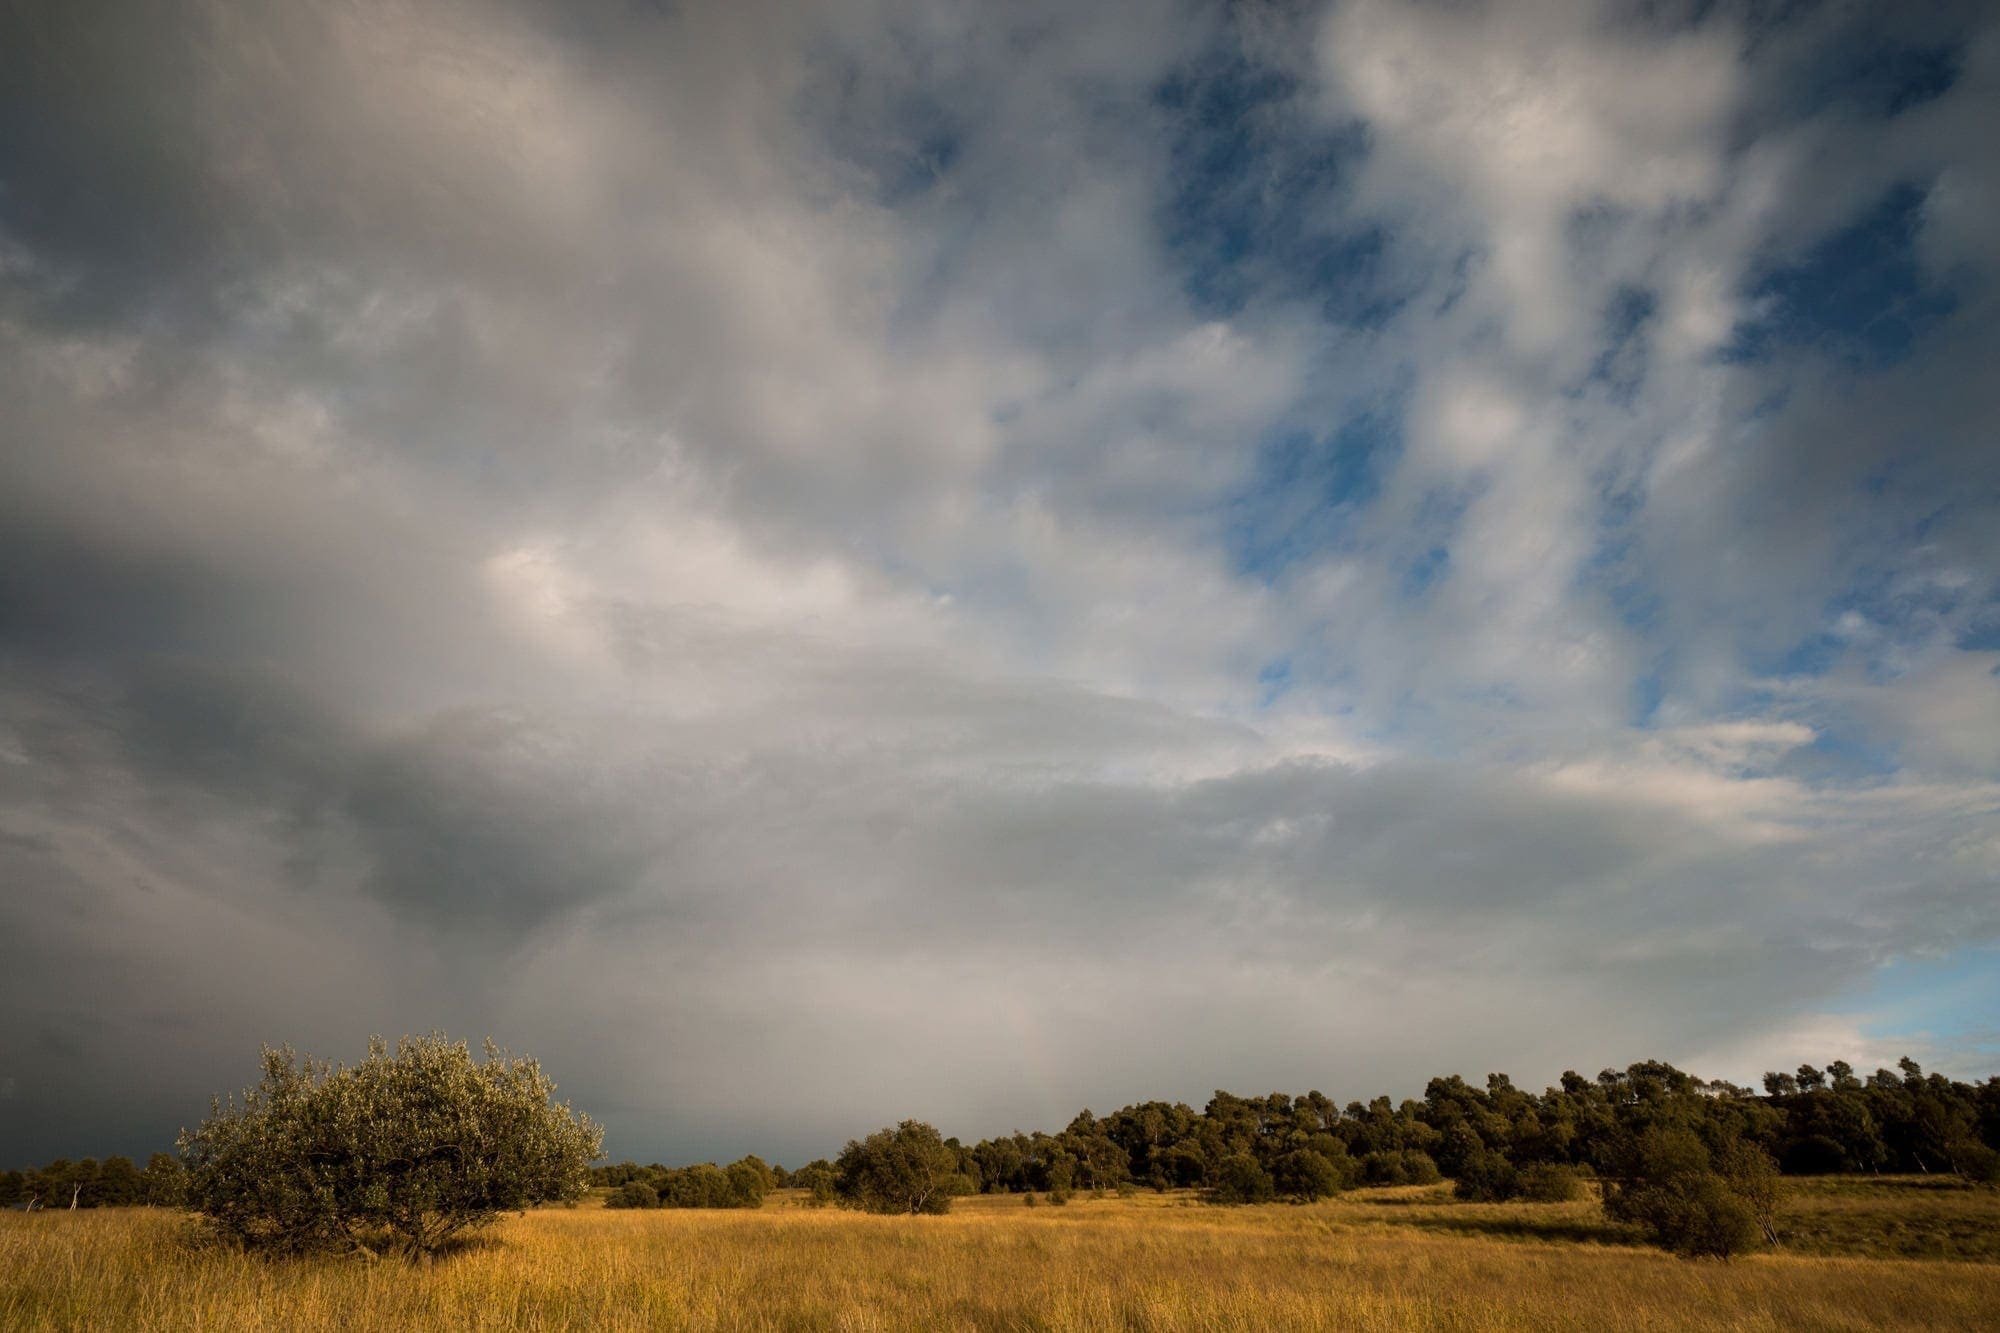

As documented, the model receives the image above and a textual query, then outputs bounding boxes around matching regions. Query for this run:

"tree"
[81,1156,137,1206]
[141,1153,187,1207]
[658,1163,732,1208]
[178,1035,600,1257]
[1605,1127,1761,1259]
[1272,1149,1341,1201]
[792,1160,837,1206]
[835,1121,964,1215]
[1208,1151,1275,1204]
[607,1181,659,1209]
[1715,1139,1783,1245]
[1517,1163,1582,1202]
[735,1154,778,1194]
[1453,1148,1521,1202]
[723,1158,769,1208]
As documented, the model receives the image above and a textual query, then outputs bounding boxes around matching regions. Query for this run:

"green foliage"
[606,1181,658,1209]
[1605,1128,1763,1259]
[1360,1150,1441,1186]
[1272,1149,1342,1201]
[177,1034,600,1257]
[1517,1163,1583,1203]
[659,1163,731,1208]
[1453,1148,1521,1202]
[735,1154,778,1194]
[835,1121,964,1215]
[1208,1152,1275,1205]
[724,1159,769,1207]
[791,1160,837,1207]
[141,1153,188,1207]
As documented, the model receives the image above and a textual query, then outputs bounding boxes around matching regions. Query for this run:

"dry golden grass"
[5,1183,1998,1331]
[1774,1176,2000,1263]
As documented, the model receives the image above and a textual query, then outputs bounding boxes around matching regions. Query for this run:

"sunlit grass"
[5,1180,1997,1331]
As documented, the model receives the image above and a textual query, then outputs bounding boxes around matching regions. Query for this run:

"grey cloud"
[3,0,1997,1166]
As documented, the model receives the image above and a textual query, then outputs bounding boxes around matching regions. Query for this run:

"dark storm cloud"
[2,0,1996,1166]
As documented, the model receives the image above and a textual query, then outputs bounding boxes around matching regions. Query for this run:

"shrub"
[1399,1150,1442,1185]
[1605,1128,1766,1259]
[791,1161,837,1207]
[1953,1140,2000,1185]
[1452,1149,1521,1202]
[1208,1152,1276,1205]
[1360,1152,1408,1186]
[1272,1149,1343,1201]
[1366,1149,1443,1187]
[835,1121,962,1214]
[607,1181,659,1209]
[1518,1163,1582,1203]
[1622,1172,1759,1259]
[724,1159,769,1208]
[178,1035,600,1257]
[657,1163,732,1208]
[141,1153,188,1207]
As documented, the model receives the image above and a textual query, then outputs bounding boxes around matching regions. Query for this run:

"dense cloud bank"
[2,0,1996,1164]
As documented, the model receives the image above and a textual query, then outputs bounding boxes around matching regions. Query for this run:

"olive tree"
[178,1034,600,1257]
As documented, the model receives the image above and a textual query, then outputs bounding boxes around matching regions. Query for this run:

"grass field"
[4,1179,1997,1331]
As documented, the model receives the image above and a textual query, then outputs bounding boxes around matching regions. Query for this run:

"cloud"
[1,0,1996,1163]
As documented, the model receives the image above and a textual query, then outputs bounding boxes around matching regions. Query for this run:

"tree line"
[583,1056,1999,1256]
[935,1057,1999,1201]
[13,1048,1997,1260]
[0,1153,187,1211]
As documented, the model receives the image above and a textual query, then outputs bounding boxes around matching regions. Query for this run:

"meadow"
[4,1179,1997,1332]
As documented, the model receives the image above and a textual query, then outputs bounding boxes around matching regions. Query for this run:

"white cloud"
[1,0,1996,1161]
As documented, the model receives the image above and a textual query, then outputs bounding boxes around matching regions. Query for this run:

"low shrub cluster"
[601,1157,772,1209]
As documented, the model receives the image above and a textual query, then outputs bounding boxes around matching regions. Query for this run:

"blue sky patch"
[1727,183,1957,370]
[1155,43,1387,324]
[1223,410,1400,583]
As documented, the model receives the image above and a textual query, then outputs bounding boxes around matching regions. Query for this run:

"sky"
[1,0,1996,1169]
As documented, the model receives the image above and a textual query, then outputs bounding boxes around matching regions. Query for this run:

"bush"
[1518,1163,1582,1203]
[1272,1149,1343,1201]
[1606,1128,1767,1259]
[791,1161,837,1207]
[1452,1149,1521,1202]
[1359,1152,1407,1186]
[1953,1140,2000,1185]
[835,1121,963,1214]
[1621,1172,1759,1259]
[178,1035,600,1257]
[141,1153,188,1207]
[607,1181,659,1209]
[724,1159,769,1208]
[658,1163,731,1208]
[1400,1150,1443,1185]
[1363,1149,1443,1187]
[1207,1152,1276,1205]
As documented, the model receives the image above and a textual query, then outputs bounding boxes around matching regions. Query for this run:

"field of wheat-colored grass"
[4,1181,1997,1331]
